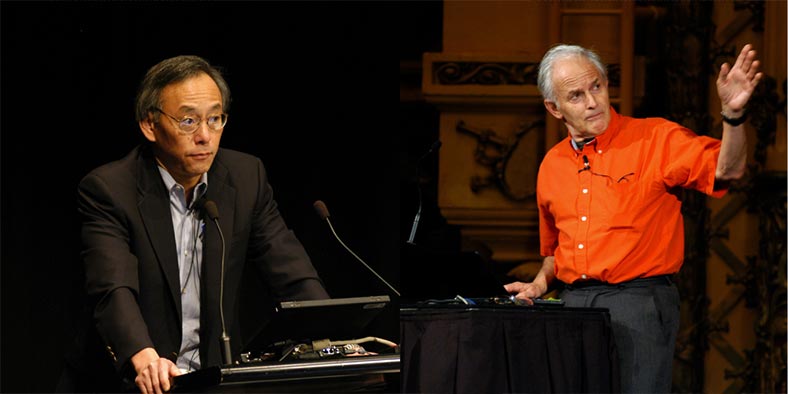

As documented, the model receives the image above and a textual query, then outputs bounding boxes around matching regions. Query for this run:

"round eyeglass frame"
[152,107,228,134]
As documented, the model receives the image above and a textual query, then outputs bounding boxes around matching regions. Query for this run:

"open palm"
[717,44,763,113]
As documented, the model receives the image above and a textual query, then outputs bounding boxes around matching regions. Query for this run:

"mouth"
[190,152,213,160]
[586,112,602,121]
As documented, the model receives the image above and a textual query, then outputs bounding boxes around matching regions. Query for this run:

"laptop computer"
[241,295,391,354]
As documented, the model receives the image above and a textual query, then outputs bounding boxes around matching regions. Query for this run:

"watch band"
[721,110,748,126]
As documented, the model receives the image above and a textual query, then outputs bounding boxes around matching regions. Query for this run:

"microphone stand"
[407,140,441,245]
[406,185,422,245]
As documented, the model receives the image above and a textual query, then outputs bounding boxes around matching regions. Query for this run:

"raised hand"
[717,44,763,115]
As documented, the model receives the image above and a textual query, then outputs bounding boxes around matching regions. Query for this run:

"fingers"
[736,44,761,77]
[723,44,760,80]
[512,291,536,305]
[733,43,751,70]
[161,363,182,392]
[746,60,757,78]
[163,364,181,392]
[149,372,159,394]
[743,52,759,79]
[717,62,730,84]
[505,282,541,299]
[170,363,183,377]
[135,358,179,394]
[156,362,169,393]
[503,282,522,293]
[135,371,153,394]
[717,44,762,110]
[136,366,161,394]
[747,60,762,81]
[503,282,534,295]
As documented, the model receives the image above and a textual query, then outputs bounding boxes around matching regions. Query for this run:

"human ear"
[139,115,157,143]
[544,100,563,120]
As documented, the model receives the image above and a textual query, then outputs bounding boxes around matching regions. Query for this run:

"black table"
[400,305,619,393]
[173,354,400,393]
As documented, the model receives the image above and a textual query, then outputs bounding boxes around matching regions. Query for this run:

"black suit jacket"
[66,144,329,389]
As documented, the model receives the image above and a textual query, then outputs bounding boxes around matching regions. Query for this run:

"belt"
[565,274,674,290]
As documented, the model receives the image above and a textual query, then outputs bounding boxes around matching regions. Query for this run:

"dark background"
[0,1,442,392]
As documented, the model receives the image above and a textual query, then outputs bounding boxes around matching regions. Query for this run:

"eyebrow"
[566,78,600,98]
[177,103,223,113]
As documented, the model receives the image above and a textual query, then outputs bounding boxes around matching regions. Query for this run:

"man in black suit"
[61,55,329,393]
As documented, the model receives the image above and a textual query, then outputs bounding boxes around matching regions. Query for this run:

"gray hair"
[135,55,231,123]
[537,44,607,103]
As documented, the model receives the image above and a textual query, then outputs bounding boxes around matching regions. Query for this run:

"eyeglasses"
[578,154,634,183]
[153,108,228,134]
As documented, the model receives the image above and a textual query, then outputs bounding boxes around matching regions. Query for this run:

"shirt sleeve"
[660,124,727,198]
[536,170,559,257]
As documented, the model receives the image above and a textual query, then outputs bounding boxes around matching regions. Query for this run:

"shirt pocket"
[597,173,642,230]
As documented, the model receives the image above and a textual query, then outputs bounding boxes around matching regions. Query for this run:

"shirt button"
[581,216,587,221]
[582,188,588,194]
[581,274,587,279]
[578,243,584,249]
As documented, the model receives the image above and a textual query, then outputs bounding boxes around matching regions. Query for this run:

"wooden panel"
[560,2,624,11]
[421,52,543,104]
[560,14,621,64]
[443,1,551,54]
[437,110,541,210]
[764,0,787,172]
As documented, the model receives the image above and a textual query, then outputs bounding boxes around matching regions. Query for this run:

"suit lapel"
[136,148,183,317]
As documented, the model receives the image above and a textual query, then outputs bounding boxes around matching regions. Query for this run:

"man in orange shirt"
[504,44,761,392]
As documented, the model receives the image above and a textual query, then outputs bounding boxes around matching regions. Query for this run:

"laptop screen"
[241,295,391,353]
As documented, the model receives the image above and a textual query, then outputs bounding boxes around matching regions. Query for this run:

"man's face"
[141,73,224,187]
[544,56,611,141]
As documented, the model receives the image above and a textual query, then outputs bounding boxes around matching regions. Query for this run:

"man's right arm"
[78,173,155,372]
[503,256,555,305]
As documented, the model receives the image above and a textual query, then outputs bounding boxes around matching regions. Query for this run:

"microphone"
[202,200,232,366]
[407,140,442,244]
[578,155,591,173]
[313,200,400,297]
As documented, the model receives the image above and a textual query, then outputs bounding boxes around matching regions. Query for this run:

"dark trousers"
[560,276,680,394]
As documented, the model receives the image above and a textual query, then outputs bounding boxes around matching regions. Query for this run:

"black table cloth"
[400,306,619,393]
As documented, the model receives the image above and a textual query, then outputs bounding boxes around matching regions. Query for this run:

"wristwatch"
[720,110,748,126]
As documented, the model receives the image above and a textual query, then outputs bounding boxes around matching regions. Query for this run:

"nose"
[192,122,212,144]
[585,91,597,109]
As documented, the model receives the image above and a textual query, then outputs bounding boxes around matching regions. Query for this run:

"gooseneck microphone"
[407,140,442,245]
[313,200,400,297]
[203,200,232,366]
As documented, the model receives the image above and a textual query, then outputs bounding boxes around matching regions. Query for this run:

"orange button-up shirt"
[538,107,726,284]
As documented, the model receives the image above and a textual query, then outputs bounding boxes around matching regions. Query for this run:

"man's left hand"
[717,43,763,116]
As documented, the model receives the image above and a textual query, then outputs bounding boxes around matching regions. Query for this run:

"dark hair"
[134,55,231,123]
